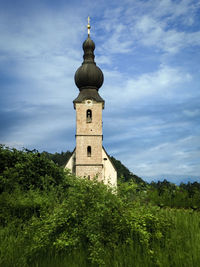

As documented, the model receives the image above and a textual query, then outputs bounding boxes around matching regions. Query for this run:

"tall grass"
[30,249,91,267]
[0,224,26,267]
[1,209,198,267]
[30,245,152,267]
[154,209,200,266]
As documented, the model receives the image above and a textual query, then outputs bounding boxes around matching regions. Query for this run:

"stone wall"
[76,165,103,180]
[76,100,103,135]
[75,100,103,179]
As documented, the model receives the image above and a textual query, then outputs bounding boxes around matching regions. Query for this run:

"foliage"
[41,150,72,167]
[0,145,200,266]
[147,179,200,210]
[0,145,65,193]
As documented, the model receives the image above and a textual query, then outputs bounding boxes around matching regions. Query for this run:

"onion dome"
[74,36,104,90]
[73,18,104,108]
[74,17,104,91]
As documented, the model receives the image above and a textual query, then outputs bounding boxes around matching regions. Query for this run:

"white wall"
[102,147,117,187]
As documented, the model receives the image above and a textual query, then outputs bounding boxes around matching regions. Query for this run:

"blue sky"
[0,0,200,184]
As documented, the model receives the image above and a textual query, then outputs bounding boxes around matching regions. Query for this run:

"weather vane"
[87,16,91,37]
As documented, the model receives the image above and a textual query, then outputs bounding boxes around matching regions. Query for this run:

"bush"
[0,145,65,193]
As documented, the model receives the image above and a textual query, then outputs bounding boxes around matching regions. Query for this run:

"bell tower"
[66,18,117,186]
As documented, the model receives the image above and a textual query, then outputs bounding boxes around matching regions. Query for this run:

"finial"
[87,16,91,37]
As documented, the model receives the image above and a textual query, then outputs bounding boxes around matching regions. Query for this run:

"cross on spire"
[87,16,91,37]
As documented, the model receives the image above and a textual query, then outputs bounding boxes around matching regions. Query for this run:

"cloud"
[102,65,192,107]
[117,135,200,178]
[101,24,133,54]
[96,0,200,57]
[133,15,200,54]
[0,103,76,152]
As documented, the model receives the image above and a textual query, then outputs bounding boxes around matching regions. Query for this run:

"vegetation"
[147,179,200,210]
[0,145,200,266]
[41,150,72,168]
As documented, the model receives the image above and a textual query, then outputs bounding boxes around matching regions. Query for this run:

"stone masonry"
[75,100,103,179]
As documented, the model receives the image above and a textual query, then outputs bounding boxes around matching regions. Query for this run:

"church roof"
[74,19,104,105]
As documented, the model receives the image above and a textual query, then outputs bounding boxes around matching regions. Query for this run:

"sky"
[0,0,200,184]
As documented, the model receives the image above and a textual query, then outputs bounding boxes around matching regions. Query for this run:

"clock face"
[85,99,92,106]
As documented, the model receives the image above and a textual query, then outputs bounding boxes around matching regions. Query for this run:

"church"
[65,19,117,187]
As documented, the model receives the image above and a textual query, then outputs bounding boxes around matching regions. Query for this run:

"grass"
[154,209,200,266]
[1,209,200,267]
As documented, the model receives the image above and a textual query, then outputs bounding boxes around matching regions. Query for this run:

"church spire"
[73,18,104,107]
[74,18,104,91]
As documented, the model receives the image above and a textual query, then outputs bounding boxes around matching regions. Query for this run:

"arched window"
[86,109,92,123]
[87,146,91,157]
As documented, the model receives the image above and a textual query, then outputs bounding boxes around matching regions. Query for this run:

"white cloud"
[152,0,196,19]
[96,55,112,65]
[98,0,200,56]
[104,25,132,53]
[133,15,200,54]
[120,135,200,177]
[1,103,76,152]
[0,11,83,58]
[103,65,192,106]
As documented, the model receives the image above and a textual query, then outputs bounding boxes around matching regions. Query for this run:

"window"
[87,146,91,157]
[86,109,92,123]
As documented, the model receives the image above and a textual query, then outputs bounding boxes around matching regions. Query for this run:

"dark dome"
[83,37,95,51]
[74,37,104,90]
[75,63,104,90]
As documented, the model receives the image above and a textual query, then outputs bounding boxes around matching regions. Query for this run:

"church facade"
[65,20,117,187]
